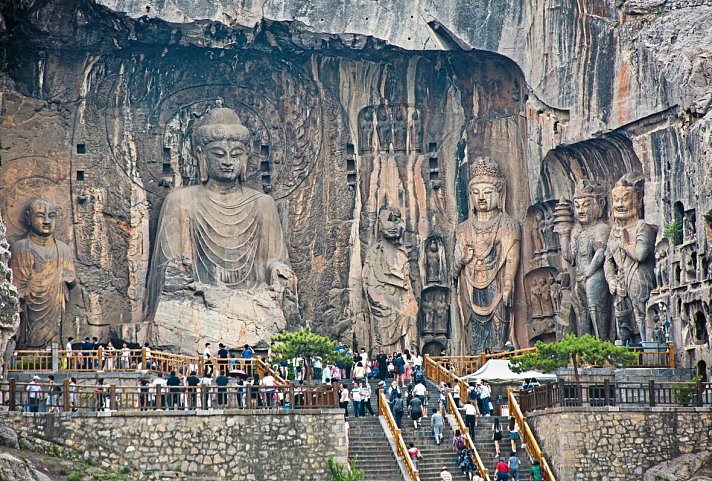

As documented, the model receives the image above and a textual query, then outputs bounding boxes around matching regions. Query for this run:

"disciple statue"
[530,280,543,318]
[358,107,374,154]
[376,106,392,152]
[548,277,560,312]
[604,174,657,343]
[9,199,76,348]
[530,211,546,254]
[144,107,297,351]
[454,157,521,353]
[363,207,418,352]
[539,278,555,317]
[559,180,611,338]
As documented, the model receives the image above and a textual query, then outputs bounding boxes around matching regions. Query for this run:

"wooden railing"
[508,388,557,481]
[446,393,490,481]
[627,343,675,368]
[1,380,338,412]
[519,380,712,412]
[9,348,288,385]
[378,391,419,481]
[423,356,491,481]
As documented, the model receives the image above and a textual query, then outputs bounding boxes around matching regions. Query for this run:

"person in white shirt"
[65,337,74,369]
[151,372,168,408]
[203,342,212,359]
[350,382,362,418]
[26,376,43,412]
[261,373,275,407]
[121,343,131,369]
[464,399,478,434]
[413,381,427,405]
[440,466,453,481]
[453,382,461,408]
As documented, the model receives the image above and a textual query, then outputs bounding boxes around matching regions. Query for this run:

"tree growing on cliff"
[271,327,353,382]
[510,334,637,380]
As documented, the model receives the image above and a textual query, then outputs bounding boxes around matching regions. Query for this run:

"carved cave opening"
[0,1,539,353]
[694,311,709,344]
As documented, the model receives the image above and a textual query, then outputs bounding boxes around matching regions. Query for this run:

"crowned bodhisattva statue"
[454,157,521,353]
[144,107,298,351]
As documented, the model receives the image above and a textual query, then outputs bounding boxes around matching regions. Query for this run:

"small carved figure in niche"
[553,271,573,339]
[363,206,418,353]
[560,180,612,339]
[539,278,555,317]
[454,157,521,353]
[683,247,696,284]
[654,246,670,289]
[10,199,77,348]
[421,292,435,335]
[604,174,657,343]
[433,291,449,336]
[358,107,375,153]
[145,107,297,350]
[548,277,560,313]
[530,211,546,255]
[425,239,443,284]
[683,211,696,240]
[393,106,408,152]
[530,281,543,318]
[376,106,392,152]
[410,111,422,152]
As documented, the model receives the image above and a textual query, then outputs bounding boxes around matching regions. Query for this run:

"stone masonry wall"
[527,407,712,481]
[0,409,348,481]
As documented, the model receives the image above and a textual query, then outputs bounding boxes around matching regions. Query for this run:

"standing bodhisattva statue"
[10,199,76,348]
[144,107,297,350]
[454,157,521,353]
[560,180,612,339]
[604,174,656,343]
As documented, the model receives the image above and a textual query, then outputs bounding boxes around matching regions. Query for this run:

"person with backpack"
[393,391,405,428]
[408,392,424,430]
[493,417,503,457]
[452,429,466,456]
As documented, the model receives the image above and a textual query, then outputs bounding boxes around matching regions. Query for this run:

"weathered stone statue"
[363,206,418,353]
[425,238,446,284]
[558,180,611,338]
[0,212,20,377]
[530,211,546,254]
[376,106,392,152]
[145,107,297,351]
[393,107,407,152]
[548,277,560,312]
[539,278,555,317]
[604,174,657,343]
[454,157,521,353]
[530,280,543,318]
[409,111,422,152]
[358,107,374,154]
[9,199,76,348]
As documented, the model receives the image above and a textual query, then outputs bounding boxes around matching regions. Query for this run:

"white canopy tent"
[465,359,557,384]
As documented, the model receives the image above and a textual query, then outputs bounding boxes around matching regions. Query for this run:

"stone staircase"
[471,416,531,481]
[349,414,405,481]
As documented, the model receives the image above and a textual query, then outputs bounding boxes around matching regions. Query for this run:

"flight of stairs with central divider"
[416,380,532,481]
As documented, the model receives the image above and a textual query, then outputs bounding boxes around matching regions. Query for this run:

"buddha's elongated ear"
[195,146,208,183]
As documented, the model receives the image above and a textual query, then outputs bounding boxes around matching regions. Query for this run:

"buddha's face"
[202,139,248,184]
[27,202,57,237]
[469,182,500,213]
[573,195,603,225]
[380,209,404,240]
[611,186,640,222]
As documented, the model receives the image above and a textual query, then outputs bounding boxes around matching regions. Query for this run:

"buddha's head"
[192,107,251,185]
[468,157,506,214]
[25,199,57,237]
[573,179,607,226]
[611,174,645,223]
[378,207,404,241]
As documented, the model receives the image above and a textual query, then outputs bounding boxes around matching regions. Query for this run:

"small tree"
[510,334,638,381]
[271,327,353,382]
[326,458,364,481]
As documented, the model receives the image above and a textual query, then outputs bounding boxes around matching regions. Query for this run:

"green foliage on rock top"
[510,334,638,380]
[271,327,353,367]
[327,457,364,481]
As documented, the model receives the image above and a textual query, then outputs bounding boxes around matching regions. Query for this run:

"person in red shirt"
[495,457,510,481]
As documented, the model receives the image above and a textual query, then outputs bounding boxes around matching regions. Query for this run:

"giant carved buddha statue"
[144,107,298,351]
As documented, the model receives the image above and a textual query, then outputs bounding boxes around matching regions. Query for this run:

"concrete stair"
[470,416,531,481]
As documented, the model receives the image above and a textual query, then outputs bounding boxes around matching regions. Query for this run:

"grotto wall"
[0,0,710,363]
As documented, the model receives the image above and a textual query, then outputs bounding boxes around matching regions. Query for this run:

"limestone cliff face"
[0,0,710,360]
[0,214,19,379]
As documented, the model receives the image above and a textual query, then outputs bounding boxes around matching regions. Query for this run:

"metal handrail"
[378,391,419,481]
